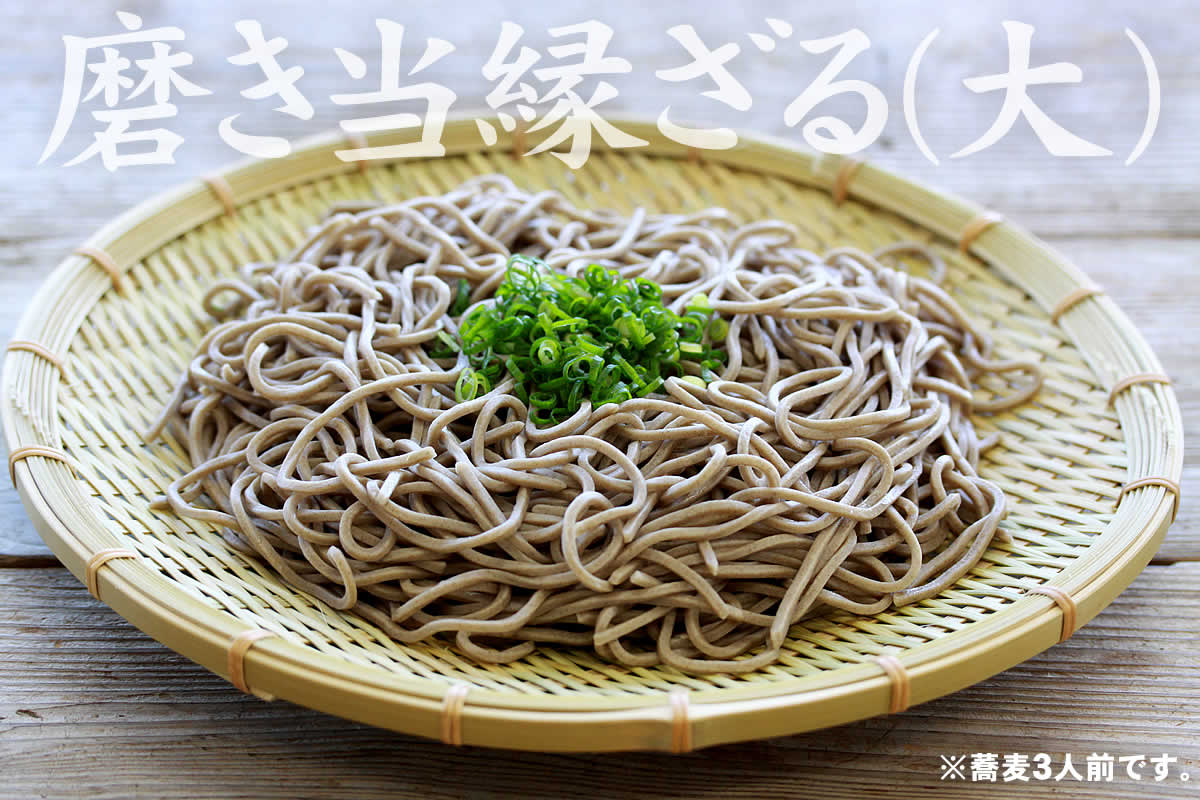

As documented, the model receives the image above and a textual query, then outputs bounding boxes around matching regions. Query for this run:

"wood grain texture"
[0,566,1196,799]
[1,2,1196,796]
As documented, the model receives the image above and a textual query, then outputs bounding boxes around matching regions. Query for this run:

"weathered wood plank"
[0,565,1196,799]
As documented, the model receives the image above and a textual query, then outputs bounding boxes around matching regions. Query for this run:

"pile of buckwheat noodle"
[148,174,1042,674]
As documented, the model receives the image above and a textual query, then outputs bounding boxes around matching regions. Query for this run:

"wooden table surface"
[2,2,1196,798]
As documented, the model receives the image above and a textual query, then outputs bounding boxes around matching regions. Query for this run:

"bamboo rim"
[2,117,1182,752]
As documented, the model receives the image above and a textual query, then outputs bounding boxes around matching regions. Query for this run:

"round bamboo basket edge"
[2,117,1183,752]
[8,435,1173,750]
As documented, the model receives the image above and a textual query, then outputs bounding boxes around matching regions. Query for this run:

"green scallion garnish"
[456,255,726,423]
[448,278,472,316]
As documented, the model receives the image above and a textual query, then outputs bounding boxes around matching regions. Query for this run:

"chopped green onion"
[449,278,472,316]
[530,390,558,409]
[455,368,490,402]
[636,376,664,397]
[534,337,561,366]
[575,335,604,356]
[635,278,662,301]
[428,329,462,359]
[612,353,639,382]
[455,256,728,425]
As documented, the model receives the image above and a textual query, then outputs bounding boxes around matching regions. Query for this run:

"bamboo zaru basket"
[3,119,1182,752]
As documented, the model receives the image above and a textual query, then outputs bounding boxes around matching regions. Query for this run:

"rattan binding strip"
[85,548,137,599]
[1108,372,1171,405]
[343,131,369,174]
[1119,476,1181,523]
[1025,585,1077,643]
[1050,285,1104,323]
[6,340,64,372]
[668,687,692,753]
[203,174,237,216]
[227,629,275,694]
[440,683,470,746]
[513,125,527,159]
[830,158,862,206]
[957,211,1005,253]
[874,654,910,714]
[8,445,73,486]
[73,245,124,294]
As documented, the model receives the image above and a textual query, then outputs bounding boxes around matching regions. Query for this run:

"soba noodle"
[148,175,1041,674]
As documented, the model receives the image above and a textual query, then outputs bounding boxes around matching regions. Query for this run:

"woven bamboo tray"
[3,118,1183,752]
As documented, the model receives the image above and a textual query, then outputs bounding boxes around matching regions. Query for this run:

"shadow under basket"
[2,119,1182,752]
